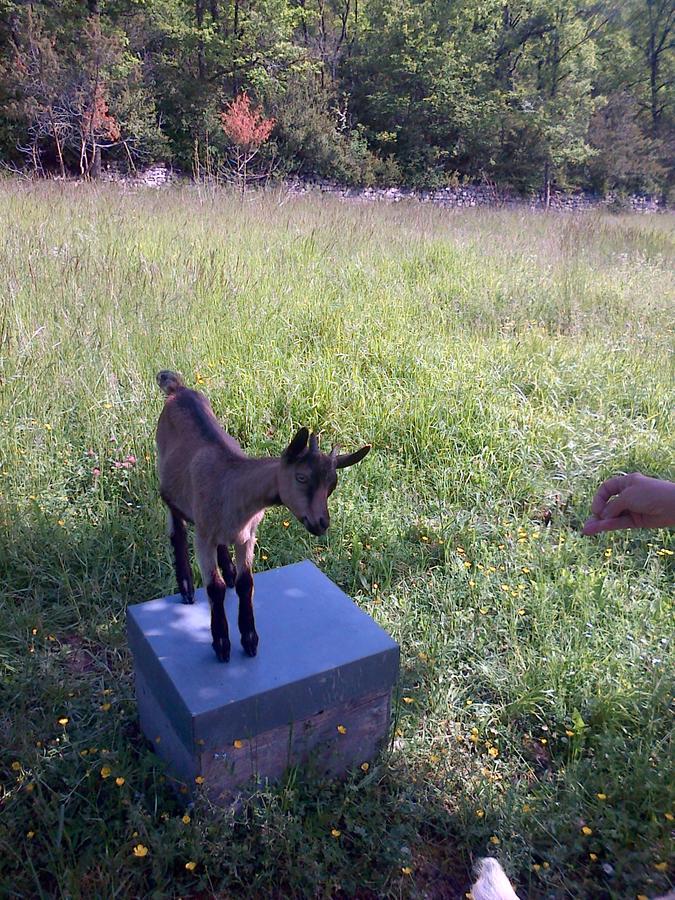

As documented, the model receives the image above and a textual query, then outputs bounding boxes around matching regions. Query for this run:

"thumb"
[583,514,634,535]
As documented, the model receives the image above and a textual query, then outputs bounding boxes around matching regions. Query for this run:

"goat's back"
[156,375,244,457]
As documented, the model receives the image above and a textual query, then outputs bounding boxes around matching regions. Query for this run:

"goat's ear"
[335,445,371,469]
[283,427,310,462]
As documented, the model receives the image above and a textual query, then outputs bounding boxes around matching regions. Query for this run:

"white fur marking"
[471,858,520,900]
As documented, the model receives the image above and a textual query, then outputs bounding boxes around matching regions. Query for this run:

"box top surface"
[127,561,398,744]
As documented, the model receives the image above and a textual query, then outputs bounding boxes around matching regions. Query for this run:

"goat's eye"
[295,473,308,484]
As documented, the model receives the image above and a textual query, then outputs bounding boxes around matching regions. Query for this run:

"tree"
[220,91,275,191]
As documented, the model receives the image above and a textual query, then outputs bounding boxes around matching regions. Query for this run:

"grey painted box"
[127,560,399,796]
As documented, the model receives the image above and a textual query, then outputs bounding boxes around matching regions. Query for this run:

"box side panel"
[194,645,399,750]
[135,667,199,786]
[127,608,196,753]
[201,688,392,801]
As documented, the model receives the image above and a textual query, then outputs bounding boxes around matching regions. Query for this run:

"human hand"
[582,473,675,535]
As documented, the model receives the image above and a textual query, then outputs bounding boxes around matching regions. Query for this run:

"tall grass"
[0,180,673,898]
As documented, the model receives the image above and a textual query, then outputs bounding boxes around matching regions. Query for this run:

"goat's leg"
[167,507,194,604]
[195,532,230,663]
[217,545,237,589]
[234,539,258,657]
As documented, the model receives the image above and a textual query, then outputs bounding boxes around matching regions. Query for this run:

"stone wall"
[98,163,663,212]
[285,178,663,213]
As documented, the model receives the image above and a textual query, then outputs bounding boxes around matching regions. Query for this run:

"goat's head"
[278,428,370,536]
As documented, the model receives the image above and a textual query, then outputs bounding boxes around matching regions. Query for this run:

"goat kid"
[156,370,370,662]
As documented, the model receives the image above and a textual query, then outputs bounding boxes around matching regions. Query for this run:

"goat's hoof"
[212,637,231,663]
[241,630,259,657]
[181,593,195,605]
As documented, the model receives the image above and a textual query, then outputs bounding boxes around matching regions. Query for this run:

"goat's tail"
[470,858,520,900]
[156,370,185,396]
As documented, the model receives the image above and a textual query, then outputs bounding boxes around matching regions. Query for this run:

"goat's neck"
[232,457,282,523]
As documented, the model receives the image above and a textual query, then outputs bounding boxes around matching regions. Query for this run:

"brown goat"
[155,370,371,662]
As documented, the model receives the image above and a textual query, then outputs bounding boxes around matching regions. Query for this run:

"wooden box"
[127,561,399,801]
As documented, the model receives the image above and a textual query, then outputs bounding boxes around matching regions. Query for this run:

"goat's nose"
[318,516,329,532]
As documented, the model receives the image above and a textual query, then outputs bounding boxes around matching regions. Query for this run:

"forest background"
[0,0,672,199]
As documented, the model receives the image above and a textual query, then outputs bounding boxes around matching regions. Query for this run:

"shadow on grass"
[0,499,486,899]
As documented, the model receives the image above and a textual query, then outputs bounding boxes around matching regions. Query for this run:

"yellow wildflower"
[488,747,499,758]
[57,718,69,726]
[115,777,125,786]
[182,814,191,825]
[11,761,21,772]
[27,831,35,839]
[654,862,668,873]
[283,521,290,528]
[566,730,574,737]
[402,697,414,705]
[337,725,347,734]
[195,775,205,784]
[185,861,197,871]
[489,836,500,846]
[581,826,593,836]
[596,793,607,801]
[100,766,111,779]
[532,864,541,873]
[100,703,111,712]
[522,804,532,813]
[233,740,243,749]
[132,844,149,858]
[401,866,413,875]
[331,829,341,838]
[589,853,598,862]
[361,762,369,772]
[475,809,485,818]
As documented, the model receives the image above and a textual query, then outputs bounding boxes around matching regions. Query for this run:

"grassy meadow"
[0,180,673,899]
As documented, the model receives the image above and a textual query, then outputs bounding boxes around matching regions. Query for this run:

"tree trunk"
[543,161,551,209]
[196,0,207,81]
[90,143,101,179]
[232,0,240,93]
[48,108,66,178]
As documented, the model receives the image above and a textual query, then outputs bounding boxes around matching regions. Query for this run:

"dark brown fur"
[156,370,370,662]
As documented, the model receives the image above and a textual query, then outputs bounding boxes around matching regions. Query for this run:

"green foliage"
[0,0,671,192]
[0,183,673,897]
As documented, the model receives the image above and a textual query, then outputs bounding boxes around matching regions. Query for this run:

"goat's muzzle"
[302,515,329,536]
